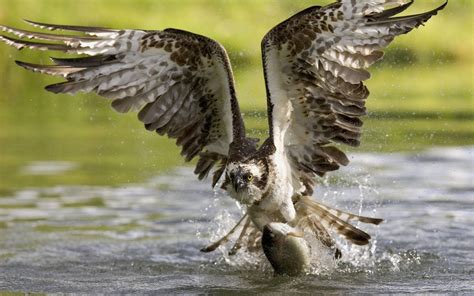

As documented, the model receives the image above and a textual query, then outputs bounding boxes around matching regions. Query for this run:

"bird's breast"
[264,152,294,202]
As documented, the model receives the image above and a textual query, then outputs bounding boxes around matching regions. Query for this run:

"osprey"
[1,1,446,258]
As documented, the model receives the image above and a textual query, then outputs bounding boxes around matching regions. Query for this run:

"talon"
[334,248,342,259]
[200,242,221,253]
[228,243,241,256]
[200,213,248,254]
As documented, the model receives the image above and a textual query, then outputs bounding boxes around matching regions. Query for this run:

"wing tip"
[45,83,65,94]
[0,35,24,50]
[15,60,29,69]
[440,0,449,10]
[22,19,117,33]
[426,0,449,17]
[0,24,11,33]
[23,19,50,30]
[23,19,34,25]
[368,0,447,26]
[14,60,43,72]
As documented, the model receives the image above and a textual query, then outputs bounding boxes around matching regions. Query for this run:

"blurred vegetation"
[0,0,472,190]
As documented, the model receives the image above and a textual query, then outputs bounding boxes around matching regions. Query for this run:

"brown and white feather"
[261,0,447,194]
[0,21,255,183]
[295,196,383,246]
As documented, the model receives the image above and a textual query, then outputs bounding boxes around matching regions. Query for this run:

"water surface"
[0,147,472,293]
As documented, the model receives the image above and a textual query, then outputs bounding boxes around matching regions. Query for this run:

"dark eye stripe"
[253,161,269,189]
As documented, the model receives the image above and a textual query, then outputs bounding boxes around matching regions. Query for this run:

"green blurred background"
[0,0,472,191]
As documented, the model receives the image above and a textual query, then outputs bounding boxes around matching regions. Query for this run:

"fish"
[261,222,311,276]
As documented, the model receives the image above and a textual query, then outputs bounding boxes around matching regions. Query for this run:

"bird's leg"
[246,227,262,253]
[228,216,251,256]
[280,197,297,222]
[200,213,248,253]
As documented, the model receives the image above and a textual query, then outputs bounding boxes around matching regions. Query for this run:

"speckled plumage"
[261,0,447,196]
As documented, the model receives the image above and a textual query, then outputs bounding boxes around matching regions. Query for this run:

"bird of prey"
[1,0,446,260]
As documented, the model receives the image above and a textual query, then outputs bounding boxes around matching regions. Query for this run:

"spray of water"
[196,167,425,276]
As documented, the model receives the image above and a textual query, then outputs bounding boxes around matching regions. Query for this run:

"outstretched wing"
[261,0,447,193]
[0,21,251,185]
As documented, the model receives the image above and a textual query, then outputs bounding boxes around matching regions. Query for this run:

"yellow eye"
[247,174,253,181]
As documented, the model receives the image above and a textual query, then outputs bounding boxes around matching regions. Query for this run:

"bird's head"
[223,160,268,205]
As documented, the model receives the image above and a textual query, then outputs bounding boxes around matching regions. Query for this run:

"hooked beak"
[232,175,246,192]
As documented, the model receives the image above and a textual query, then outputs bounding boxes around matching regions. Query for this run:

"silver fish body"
[261,222,311,276]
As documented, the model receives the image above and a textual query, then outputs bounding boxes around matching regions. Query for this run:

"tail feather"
[298,214,336,248]
[313,200,383,225]
[295,196,383,246]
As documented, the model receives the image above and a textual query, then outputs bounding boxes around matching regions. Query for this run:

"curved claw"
[200,213,248,253]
